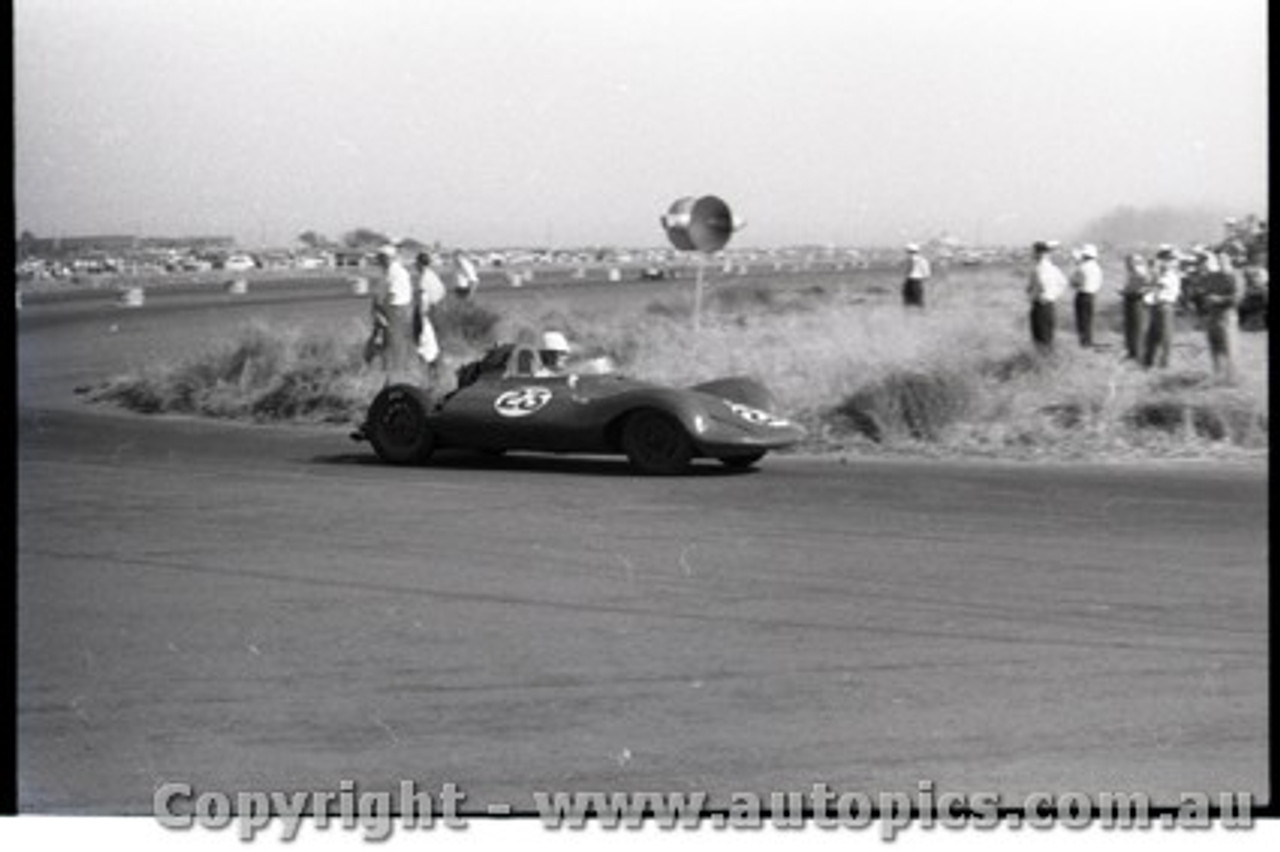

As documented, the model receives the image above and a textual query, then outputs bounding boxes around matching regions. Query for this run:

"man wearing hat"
[367,244,415,378]
[1142,245,1182,369]
[413,251,448,377]
[901,243,931,308]
[1189,247,1242,382]
[452,249,480,300]
[1069,244,1103,348]
[1216,218,1250,271]
[1121,252,1153,360]
[1026,240,1067,352]
[536,330,573,376]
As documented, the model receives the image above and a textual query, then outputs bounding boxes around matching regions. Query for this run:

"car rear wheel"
[366,384,436,465]
[621,410,694,475]
[720,451,766,469]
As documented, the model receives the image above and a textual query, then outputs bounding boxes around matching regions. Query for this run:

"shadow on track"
[311,448,760,478]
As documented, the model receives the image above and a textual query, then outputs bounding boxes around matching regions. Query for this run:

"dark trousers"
[902,277,925,308]
[1074,292,1095,347]
[1029,301,1056,351]
[1204,307,1237,381]
[1143,303,1173,368]
[411,290,424,343]
[1122,293,1147,359]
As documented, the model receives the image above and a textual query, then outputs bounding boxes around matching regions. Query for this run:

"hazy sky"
[14,0,1269,248]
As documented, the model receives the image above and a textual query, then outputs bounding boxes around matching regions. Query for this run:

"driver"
[537,331,572,375]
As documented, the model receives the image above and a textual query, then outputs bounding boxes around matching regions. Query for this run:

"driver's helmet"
[539,331,571,370]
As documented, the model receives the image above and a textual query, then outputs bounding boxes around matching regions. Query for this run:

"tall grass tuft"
[431,297,502,350]
[833,366,978,442]
[89,320,381,424]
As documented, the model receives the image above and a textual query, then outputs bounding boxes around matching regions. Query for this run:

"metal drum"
[661,195,736,253]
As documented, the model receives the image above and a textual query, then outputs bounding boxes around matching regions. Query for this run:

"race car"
[352,342,804,474]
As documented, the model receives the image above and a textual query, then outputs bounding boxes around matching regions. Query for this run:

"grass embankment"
[85,265,1268,460]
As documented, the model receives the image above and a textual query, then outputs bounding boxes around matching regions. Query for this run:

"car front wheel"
[621,410,694,475]
[366,384,436,465]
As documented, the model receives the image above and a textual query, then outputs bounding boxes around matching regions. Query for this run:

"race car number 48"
[495,387,553,417]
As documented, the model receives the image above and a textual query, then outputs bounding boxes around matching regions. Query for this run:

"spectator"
[1217,217,1250,270]
[1142,245,1181,369]
[413,252,448,375]
[1026,240,1067,353]
[901,243,931,308]
[1246,219,1268,267]
[1069,243,1103,347]
[1190,247,1242,383]
[452,250,480,299]
[367,244,415,379]
[1121,252,1152,360]
[1243,218,1269,295]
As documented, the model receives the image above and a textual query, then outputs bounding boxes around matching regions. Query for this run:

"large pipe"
[661,195,736,253]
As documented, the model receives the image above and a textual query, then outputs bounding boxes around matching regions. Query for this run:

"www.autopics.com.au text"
[153,780,1255,841]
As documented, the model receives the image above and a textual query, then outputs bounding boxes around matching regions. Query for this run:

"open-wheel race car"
[352,342,804,474]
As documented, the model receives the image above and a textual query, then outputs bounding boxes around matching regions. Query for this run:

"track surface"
[16,279,1269,813]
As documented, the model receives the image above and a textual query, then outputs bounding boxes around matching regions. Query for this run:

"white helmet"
[541,331,570,353]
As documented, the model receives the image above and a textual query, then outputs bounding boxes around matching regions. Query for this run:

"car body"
[354,343,804,473]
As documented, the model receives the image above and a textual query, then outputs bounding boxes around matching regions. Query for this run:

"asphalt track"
[16,278,1270,814]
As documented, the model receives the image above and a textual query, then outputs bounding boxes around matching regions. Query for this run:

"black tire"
[621,409,694,475]
[366,384,436,465]
[720,452,766,469]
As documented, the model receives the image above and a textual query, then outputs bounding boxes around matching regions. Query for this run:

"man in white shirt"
[369,244,415,378]
[452,250,480,299]
[1142,245,1182,369]
[1026,240,1067,352]
[1069,243,1104,348]
[413,251,448,372]
[902,243,931,308]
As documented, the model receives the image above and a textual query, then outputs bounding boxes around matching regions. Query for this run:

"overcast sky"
[14,0,1269,248]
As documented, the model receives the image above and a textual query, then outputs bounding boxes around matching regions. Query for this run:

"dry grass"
[85,265,1268,460]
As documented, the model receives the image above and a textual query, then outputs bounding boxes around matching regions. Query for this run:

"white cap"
[1079,244,1098,259]
[904,243,920,253]
[377,244,398,258]
[541,331,570,353]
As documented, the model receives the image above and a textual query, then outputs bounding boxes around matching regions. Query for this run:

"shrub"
[832,366,977,442]
[87,321,376,424]
[431,296,502,349]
